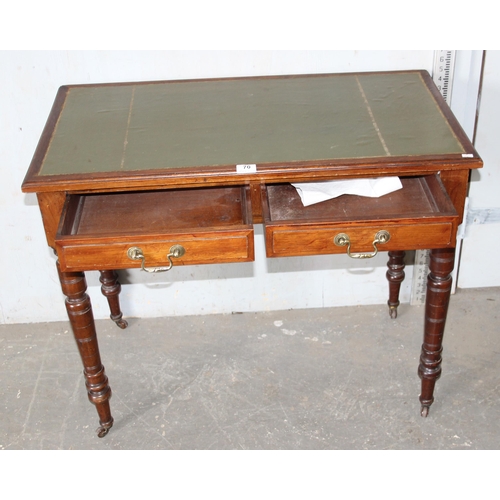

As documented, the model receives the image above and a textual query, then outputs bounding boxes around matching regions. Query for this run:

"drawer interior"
[263,175,457,224]
[59,186,253,237]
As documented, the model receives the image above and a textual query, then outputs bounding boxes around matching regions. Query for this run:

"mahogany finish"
[386,251,406,319]
[21,71,482,437]
[261,176,459,258]
[418,248,456,416]
[55,187,254,272]
[57,263,113,437]
[99,270,128,329]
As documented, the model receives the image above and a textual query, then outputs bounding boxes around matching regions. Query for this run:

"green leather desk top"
[23,70,480,192]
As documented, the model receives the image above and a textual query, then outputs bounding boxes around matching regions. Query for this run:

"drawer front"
[266,222,455,258]
[56,230,254,271]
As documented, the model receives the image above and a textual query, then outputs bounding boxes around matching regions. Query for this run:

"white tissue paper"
[291,177,403,207]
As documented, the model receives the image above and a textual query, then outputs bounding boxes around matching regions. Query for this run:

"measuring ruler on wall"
[410,50,456,305]
[432,50,456,102]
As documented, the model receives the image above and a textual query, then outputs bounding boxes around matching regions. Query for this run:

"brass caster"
[420,406,429,418]
[114,318,128,329]
[111,314,128,329]
[97,426,111,438]
[389,306,398,319]
[96,419,113,438]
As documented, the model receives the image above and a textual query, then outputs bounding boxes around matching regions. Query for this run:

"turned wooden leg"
[386,251,406,318]
[99,270,128,329]
[418,248,455,417]
[57,262,114,437]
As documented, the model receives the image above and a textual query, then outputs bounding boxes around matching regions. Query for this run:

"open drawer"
[262,175,459,258]
[55,186,254,271]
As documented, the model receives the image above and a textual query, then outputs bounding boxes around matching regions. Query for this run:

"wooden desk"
[22,70,482,438]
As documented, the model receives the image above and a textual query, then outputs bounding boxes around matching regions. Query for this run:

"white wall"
[458,50,500,288]
[0,50,457,324]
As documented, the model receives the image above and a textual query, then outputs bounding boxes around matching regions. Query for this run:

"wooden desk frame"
[22,71,482,438]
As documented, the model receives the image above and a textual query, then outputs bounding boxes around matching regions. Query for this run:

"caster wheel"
[111,314,128,329]
[420,406,429,418]
[96,419,113,438]
[97,426,111,438]
[115,319,128,329]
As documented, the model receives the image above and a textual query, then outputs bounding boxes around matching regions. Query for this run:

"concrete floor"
[1,287,499,450]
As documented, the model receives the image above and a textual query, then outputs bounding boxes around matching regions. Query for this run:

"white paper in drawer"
[291,177,403,207]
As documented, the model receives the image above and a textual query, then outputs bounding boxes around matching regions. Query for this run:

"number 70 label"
[236,164,257,173]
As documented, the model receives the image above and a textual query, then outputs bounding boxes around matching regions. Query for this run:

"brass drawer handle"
[127,245,185,272]
[334,230,390,259]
